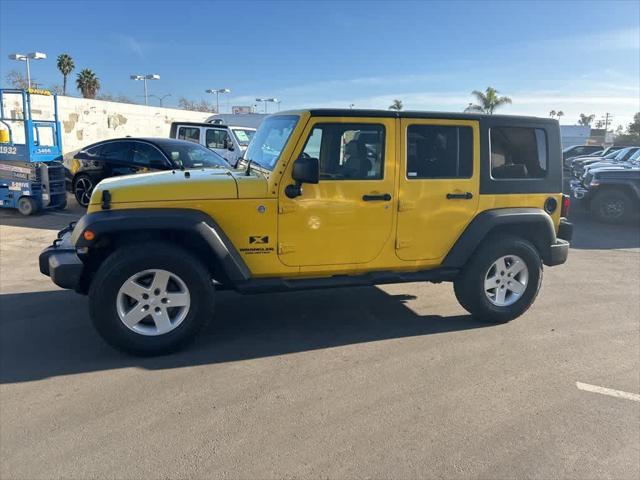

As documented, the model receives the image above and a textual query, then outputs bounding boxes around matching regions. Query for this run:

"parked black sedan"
[64,138,230,206]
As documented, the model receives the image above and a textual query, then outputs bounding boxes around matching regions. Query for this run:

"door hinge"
[278,243,296,254]
[279,204,297,214]
[398,200,415,212]
[396,239,412,249]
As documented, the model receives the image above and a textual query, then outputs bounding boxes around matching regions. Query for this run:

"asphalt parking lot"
[1,196,639,479]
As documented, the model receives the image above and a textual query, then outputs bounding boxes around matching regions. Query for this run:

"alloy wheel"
[484,255,529,307]
[600,198,624,219]
[116,269,191,336]
[74,177,93,206]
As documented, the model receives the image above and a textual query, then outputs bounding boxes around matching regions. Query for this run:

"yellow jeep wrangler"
[40,109,572,355]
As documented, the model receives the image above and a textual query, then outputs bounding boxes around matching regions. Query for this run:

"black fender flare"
[71,209,251,284]
[442,208,558,268]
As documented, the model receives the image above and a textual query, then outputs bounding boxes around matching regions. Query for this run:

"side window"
[205,129,230,149]
[84,144,102,158]
[490,127,548,179]
[100,142,132,163]
[131,143,165,167]
[406,125,473,178]
[178,127,200,143]
[300,123,385,180]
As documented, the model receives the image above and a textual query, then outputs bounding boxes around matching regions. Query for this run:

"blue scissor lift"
[0,88,67,215]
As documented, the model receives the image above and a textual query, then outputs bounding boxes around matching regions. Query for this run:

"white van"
[169,122,256,167]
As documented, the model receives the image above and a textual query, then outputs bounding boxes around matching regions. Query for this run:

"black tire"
[89,242,214,356]
[591,190,633,224]
[17,196,38,216]
[73,174,94,207]
[454,235,543,324]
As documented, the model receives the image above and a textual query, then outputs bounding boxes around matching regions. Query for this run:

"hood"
[591,165,640,176]
[90,168,268,205]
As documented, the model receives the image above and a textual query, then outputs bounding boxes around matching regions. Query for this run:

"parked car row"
[63,121,255,207]
[64,138,231,206]
[569,147,640,223]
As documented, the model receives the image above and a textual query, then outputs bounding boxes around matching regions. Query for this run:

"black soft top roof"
[277,108,556,125]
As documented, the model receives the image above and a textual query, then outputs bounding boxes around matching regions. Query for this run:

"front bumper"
[39,225,84,290]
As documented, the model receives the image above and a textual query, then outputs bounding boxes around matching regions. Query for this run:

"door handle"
[446,192,473,200]
[362,193,392,202]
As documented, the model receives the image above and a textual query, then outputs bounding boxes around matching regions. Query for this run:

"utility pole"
[603,112,612,132]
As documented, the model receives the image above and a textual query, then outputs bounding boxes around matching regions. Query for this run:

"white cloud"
[116,34,144,58]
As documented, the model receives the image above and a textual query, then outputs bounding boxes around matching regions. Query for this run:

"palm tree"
[76,69,100,99]
[466,87,512,114]
[578,113,595,126]
[388,99,403,111]
[56,54,75,96]
[549,110,556,118]
[556,111,564,121]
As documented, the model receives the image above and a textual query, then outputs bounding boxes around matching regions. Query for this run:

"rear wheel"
[454,235,542,323]
[89,242,214,356]
[17,196,38,216]
[73,174,93,207]
[591,190,632,224]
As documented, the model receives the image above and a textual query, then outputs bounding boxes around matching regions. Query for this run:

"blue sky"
[1,0,638,127]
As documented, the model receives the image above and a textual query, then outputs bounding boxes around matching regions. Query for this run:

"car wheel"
[89,242,214,356]
[591,191,632,224]
[454,235,543,324]
[17,196,38,216]
[73,174,94,207]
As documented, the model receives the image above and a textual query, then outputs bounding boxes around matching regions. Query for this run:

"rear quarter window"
[490,127,547,179]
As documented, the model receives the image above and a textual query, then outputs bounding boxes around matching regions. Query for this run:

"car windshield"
[231,128,256,147]
[613,148,633,161]
[603,149,622,159]
[628,149,640,162]
[242,115,299,170]
[158,142,229,169]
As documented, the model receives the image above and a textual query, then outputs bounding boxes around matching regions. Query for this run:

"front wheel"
[17,196,38,216]
[591,190,633,224]
[89,242,214,355]
[454,235,543,324]
[73,175,94,207]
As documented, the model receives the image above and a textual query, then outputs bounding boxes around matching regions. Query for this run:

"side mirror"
[292,156,319,184]
[286,156,319,198]
[227,142,235,151]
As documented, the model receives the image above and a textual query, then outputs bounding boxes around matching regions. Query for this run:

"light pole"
[130,74,160,105]
[149,93,172,107]
[206,88,231,113]
[8,52,47,89]
[255,97,278,114]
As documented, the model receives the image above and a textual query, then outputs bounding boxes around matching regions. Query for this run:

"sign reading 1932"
[0,146,18,155]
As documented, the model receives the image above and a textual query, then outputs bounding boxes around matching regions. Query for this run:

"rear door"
[99,141,137,177]
[396,118,480,261]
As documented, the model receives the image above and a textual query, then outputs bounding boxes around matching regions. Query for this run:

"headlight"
[589,178,600,186]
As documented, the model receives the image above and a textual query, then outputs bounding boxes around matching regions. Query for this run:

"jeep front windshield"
[243,115,299,170]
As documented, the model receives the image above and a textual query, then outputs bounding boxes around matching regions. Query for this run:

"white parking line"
[48,211,78,217]
[576,382,640,402]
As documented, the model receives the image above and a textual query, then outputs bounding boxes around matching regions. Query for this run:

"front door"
[396,118,480,261]
[205,128,235,164]
[278,118,396,267]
